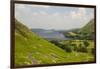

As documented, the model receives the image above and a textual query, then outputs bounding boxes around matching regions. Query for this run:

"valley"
[15,19,95,67]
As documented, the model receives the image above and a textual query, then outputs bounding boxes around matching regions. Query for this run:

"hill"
[80,19,94,34]
[15,19,71,66]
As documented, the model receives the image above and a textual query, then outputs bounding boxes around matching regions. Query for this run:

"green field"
[51,40,95,61]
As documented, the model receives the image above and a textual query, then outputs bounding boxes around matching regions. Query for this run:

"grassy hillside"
[15,19,72,66]
[80,19,94,34]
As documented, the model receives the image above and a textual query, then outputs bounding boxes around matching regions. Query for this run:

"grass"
[15,20,71,66]
[15,19,95,67]
[60,40,95,61]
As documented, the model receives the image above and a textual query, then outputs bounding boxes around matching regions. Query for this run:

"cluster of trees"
[64,32,94,40]
[50,40,94,55]
[77,32,94,40]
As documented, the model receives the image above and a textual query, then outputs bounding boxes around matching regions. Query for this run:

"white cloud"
[70,8,86,19]
[32,12,39,16]
[52,12,61,16]
[15,4,26,9]
[78,8,86,13]
[39,11,48,15]
[31,4,51,9]
[15,4,94,30]
[15,4,32,18]
[89,10,94,18]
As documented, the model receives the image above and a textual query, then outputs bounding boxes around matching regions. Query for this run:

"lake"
[31,29,71,41]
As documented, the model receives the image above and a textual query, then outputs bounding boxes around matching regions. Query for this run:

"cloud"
[89,10,94,18]
[15,4,25,9]
[32,5,51,8]
[15,4,31,18]
[52,12,61,16]
[31,11,48,17]
[70,8,86,19]
[39,11,48,15]
[15,4,94,30]
[32,12,39,16]
[78,8,86,13]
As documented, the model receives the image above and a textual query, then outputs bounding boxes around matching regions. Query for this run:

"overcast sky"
[15,4,94,30]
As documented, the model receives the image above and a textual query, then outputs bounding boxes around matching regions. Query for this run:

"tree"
[83,41,89,47]
[91,48,95,55]
[76,43,88,53]
[65,46,72,52]
[50,40,59,46]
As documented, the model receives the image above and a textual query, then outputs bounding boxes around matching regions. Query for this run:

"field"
[50,40,95,62]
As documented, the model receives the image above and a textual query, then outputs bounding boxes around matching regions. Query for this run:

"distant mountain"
[31,29,67,40]
[15,19,70,66]
[80,19,94,34]
[31,28,46,32]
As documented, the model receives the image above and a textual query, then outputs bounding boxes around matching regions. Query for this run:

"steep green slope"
[80,19,94,34]
[15,19,71,66]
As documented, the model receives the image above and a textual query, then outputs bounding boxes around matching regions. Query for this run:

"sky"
[15,4,94,30]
